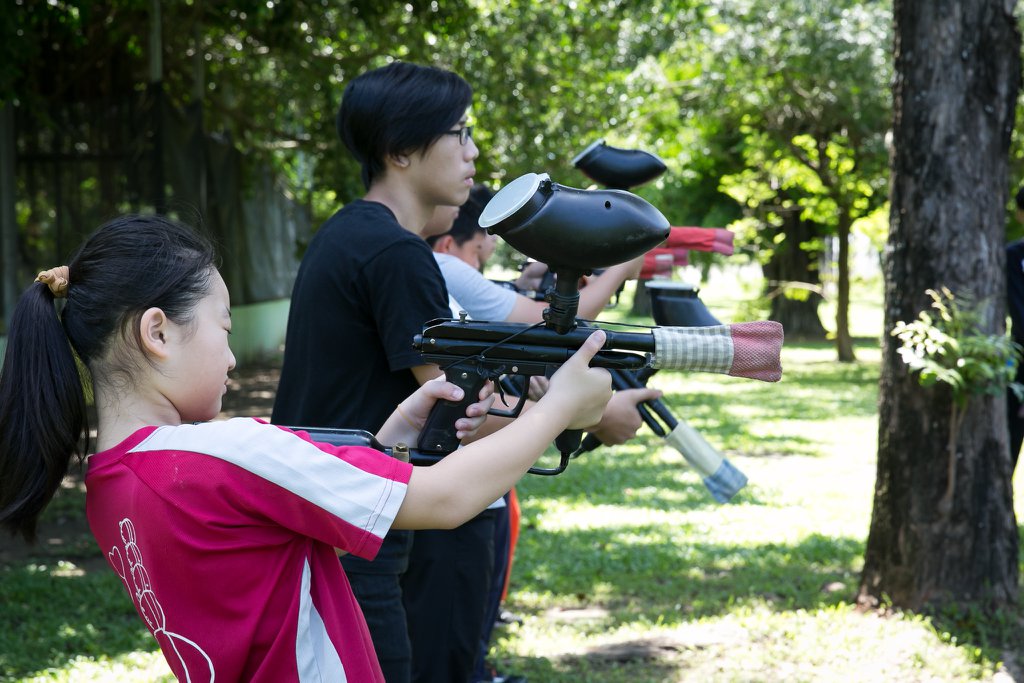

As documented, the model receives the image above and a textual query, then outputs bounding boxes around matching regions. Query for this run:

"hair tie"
[35,266,70,298]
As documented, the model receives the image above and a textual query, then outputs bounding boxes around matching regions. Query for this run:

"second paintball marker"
[571,139,752,501]
[411,172,784,475]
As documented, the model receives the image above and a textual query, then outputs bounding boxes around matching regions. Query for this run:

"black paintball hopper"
[479,172,670,271]
[572,139,668,190]
[646,281,722,328]
[479,172,669,333]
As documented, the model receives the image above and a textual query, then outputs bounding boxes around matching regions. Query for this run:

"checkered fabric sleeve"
[650,321,783,381]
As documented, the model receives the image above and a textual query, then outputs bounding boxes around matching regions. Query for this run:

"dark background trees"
[3,0,1024,623]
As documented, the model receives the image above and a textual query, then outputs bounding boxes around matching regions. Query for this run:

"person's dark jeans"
[341,529,414,683]
[1008,387,1023,474]
[473,497,512,682]
[402,508,498,683]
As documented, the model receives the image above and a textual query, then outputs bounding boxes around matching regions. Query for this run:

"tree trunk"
[630,280,653,318]
[763,212,827,341]
[835,214,855,362]
[859,0,1021,611]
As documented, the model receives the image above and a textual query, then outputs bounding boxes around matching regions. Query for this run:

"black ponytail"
[0,283,87,542]
[0,214,216,542]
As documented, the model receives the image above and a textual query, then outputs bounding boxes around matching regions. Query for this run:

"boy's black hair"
[336,61,473,190]
[449,183,495,245]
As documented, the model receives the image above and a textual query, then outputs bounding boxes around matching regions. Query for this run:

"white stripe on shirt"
[296,557,346,682]
[129,419,406,541]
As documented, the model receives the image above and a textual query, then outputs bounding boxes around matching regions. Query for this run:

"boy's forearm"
[576,263,632,319]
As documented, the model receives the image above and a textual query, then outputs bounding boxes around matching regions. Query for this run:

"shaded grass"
[0,563,165,681]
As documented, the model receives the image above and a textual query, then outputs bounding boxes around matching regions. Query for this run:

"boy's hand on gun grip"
[589,387,663,446]
[526,376,550,402]
[542,330,613,429]
[401,378,496,442]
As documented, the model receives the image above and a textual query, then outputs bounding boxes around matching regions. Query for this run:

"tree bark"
[630,280,653,318]
[859,0,1021,610]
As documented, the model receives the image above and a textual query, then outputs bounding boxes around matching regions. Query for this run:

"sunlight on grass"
[492,603,994,682]
[16,652,174,683]
[489,277,1020,682]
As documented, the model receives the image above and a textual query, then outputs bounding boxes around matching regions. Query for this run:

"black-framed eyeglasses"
[443,125,474,145]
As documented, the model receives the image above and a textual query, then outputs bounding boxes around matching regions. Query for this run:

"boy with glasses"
[272,61,488,683]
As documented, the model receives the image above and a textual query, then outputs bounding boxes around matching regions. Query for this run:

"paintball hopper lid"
[478,172,670,271]
[479,173,547,228]
[572,139,668,190]
[644,281,700,292]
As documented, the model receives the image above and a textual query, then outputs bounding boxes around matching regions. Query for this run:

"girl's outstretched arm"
[393,330,612,530]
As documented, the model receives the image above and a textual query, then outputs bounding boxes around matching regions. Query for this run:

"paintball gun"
[410,172,784,476]
[570,139,751,501]
[506,140,732,302]
[574,138,735,280]
[512,225,736,300]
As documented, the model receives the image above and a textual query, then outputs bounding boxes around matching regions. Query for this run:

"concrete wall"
[0,298,290,369]
[228,298,290,366]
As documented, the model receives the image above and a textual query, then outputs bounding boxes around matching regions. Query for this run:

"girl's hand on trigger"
[401,377,496,442]
[453,379,494,439]
[542,330,613,429]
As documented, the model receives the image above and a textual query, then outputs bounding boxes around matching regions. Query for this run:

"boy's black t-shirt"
[1009,239,1024,348]
[271,200,451,433]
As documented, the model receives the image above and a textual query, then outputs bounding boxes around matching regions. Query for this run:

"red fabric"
[639,227,734,278]
[640,248,688,279]
[85,418,412,682]
[727,321,785,382]
[664,226,734,255]
[501,487,521,601]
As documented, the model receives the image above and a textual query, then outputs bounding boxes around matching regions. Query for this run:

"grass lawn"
[2,274,1023,682]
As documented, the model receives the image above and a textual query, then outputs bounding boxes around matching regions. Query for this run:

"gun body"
[283,427,446,467]
[413,316,783,474]
[413,319,659,475]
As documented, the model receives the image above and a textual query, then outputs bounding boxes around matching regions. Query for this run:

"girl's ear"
[139,307,171,359]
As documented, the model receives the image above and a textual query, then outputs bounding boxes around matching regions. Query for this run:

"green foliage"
[661,0,892,300]
[891,287,1022,408]
[7,0,895,264]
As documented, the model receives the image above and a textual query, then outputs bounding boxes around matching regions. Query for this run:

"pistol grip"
[554,428,584,456]
[416,366,489,456]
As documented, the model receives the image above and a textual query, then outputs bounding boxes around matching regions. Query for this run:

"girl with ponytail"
[0,214,611,682]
